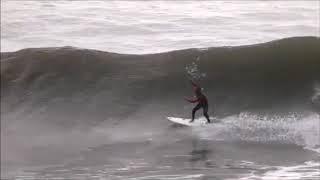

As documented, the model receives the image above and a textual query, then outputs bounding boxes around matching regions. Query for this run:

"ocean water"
[1,1,320,180]
[2,38,320,179]
[1,0,319,53]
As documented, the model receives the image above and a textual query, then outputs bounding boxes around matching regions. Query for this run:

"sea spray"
[312,81,320,106]
[192,112,320,153]
[185,57,206,80]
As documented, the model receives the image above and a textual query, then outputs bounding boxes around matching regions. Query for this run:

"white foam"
[192,112,320,153]
[127,174,204,180]
[240,161,320,180]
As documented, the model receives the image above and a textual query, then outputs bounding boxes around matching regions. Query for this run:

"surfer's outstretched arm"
[184,97,199,103]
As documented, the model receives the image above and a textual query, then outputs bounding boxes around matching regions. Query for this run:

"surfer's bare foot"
[189,120,194,123]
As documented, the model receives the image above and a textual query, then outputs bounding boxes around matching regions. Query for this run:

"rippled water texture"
[1,1,319,53]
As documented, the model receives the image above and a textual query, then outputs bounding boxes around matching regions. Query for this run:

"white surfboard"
[167,117,210,126]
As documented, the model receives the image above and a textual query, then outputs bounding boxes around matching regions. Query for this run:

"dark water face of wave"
[1,37,320,179]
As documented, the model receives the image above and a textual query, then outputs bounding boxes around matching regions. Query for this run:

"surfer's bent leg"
[191,103,202,122]
[203,103,210,123]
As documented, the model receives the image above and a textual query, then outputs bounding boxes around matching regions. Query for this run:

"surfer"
[185,80,211,123]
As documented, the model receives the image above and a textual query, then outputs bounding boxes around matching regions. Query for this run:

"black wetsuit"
[186,81,210,123]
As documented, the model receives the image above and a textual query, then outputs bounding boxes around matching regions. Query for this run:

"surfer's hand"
[184,97,193,102]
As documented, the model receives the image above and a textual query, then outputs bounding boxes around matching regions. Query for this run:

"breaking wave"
[1,37,320,170]
[193,112,320,153]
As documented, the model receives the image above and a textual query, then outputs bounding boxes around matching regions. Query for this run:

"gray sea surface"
[1,0,319,53]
